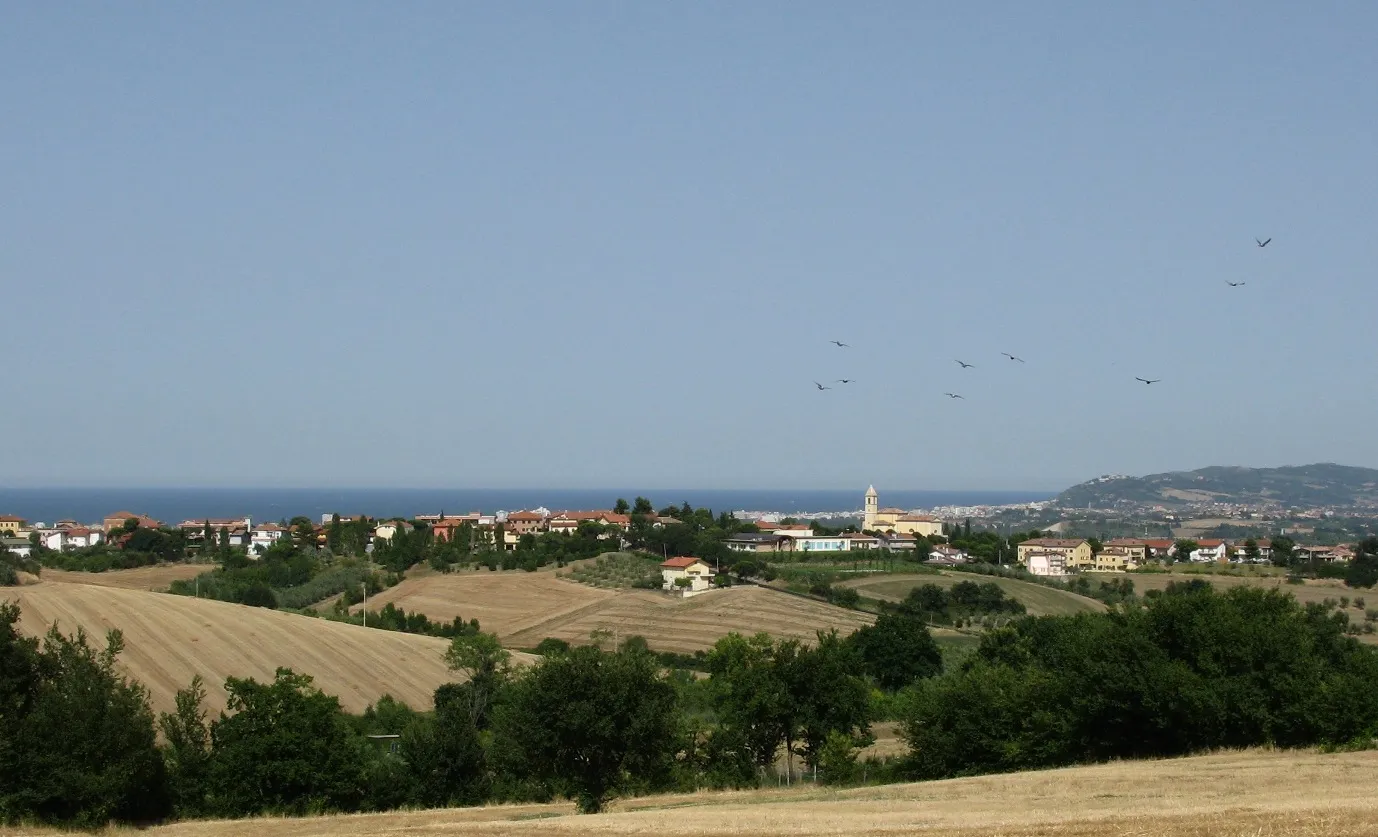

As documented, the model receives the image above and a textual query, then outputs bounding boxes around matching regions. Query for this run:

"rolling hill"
[838,571,1106,616]
[16,749,1377,836]
[1056,463,1378,509]
[362,570,875,653]
[3,578,522,716]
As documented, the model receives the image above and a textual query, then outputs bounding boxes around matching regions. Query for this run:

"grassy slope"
[5,580,524,716]
[18,749,1378,836]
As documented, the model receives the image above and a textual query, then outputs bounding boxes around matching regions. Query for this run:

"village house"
[877,532,918,552]
[775,531,851,553]
[250,523,287,554]
[1017,538,1094,569]
[1104,539,1149,563]
[102,511,160,534]
[839,533,879,550]
[1093,546,1136,572]
[1143,539,1177,560]
[0,515,28,537]
[724,533,784,553]
[927,545,968,566]
[1188,539,1228,563]
[1025,550,1069,577]
[503,510,546,536]
[371,520,406,542]
[660,556,713,596]
[2,537,31,558]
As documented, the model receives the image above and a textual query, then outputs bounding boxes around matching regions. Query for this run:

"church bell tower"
[864,485,878,531]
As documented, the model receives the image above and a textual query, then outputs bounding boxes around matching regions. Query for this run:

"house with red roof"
[660,556,713,596]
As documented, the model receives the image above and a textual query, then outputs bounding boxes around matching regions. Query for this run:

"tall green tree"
[847,613,944,691]
[0,619,168,827]
[1346,538,1378,589]
[491,644,680,813]
[613,498,630,515]
[160,676,211,818]
[207,668,364,817]
[632,497,655,516]
[705,633,793,772]
[443,631,511,730]
[789,630,872,772]
[1270,536,1296,568]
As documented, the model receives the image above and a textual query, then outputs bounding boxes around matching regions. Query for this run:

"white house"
[775,531,851,553]
[1025,551,1069,577]
[372,520,407,542]
[1,538,31,558]
[660,556,713,597]
[1188,540,1228,563]
[250,523,287,554]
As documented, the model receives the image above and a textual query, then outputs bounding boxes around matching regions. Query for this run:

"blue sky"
[3,3,1376,490]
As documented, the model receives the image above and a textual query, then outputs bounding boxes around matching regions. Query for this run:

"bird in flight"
[836,379,854,384]
[814,381,831,391]
[955,360,974,369]
[1256,237,1271,248]
[944,393,964,399]
[1226,281,1246,287]
[1135,377,1161,385]
[829,340,850,348]
[1001,353,1025,363]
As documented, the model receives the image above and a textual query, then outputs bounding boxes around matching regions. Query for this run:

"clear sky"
[4,3,1376,491]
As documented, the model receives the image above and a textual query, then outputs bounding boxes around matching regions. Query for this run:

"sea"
[0,488,1052,527]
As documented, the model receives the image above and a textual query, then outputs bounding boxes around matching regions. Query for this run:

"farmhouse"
[660,556,713,597]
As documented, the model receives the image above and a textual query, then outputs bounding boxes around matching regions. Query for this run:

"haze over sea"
[0,488,1050,527]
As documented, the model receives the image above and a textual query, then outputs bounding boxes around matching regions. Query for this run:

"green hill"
[1056,463,1378,509]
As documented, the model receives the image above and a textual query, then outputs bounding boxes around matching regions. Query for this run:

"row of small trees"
[6,583,1378,827]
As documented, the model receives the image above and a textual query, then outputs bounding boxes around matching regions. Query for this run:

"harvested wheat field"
[360,571,617,636]
[362,572,874,652]
[503,585,876,653]
[2,580,517,716]
[10,749,1378,836]
[839,572,1105,617]
[37,563,208,591]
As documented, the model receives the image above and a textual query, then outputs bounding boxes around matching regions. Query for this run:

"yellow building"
[863,486,943,537]
[1017,538,1094,570]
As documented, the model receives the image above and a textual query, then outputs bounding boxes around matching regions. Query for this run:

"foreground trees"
[901,583,1378,779]
[492,643,679,813]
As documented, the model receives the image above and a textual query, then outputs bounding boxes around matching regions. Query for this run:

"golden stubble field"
[6,749,1375,837]
[2,579,527,716]
[363,571,875,652]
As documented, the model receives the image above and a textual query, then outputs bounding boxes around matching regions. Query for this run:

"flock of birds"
[814,237,1272,399]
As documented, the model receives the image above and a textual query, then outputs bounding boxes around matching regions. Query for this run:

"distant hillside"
[1056,463,1378,509]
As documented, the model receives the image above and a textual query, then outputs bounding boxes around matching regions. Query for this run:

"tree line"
[7,581,1378,828]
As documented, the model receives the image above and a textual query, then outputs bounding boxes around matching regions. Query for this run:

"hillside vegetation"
[840,571,1106,617]
[1056,462,1378,508]
[11,749,1378,836]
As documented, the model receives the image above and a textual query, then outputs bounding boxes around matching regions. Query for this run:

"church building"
[863,485,942,537]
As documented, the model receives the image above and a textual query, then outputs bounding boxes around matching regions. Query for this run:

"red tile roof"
[506,511,545,521]
[660,556,705,569]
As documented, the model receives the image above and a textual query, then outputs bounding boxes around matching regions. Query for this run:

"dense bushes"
[900,583,1378,780]
[885,580,1025,626]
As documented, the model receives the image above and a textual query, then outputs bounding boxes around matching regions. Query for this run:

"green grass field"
[839,572,1106,617]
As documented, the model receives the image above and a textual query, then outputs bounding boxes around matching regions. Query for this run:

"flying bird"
[837,379,854,384]
[1001,353,1025,363]
[829,340,850,348]
[955,360,974,369]
[814,381,831,391]
[1226,281,1246,287]
[944,393,964,399]
[1135,377,1161,385]
[1256,238,1271,248]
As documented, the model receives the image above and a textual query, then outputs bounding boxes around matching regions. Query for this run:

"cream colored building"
[863,486,943,537]
[660,556,713,597]
[1092,546,1136,572]
[1017,538,1094,570]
